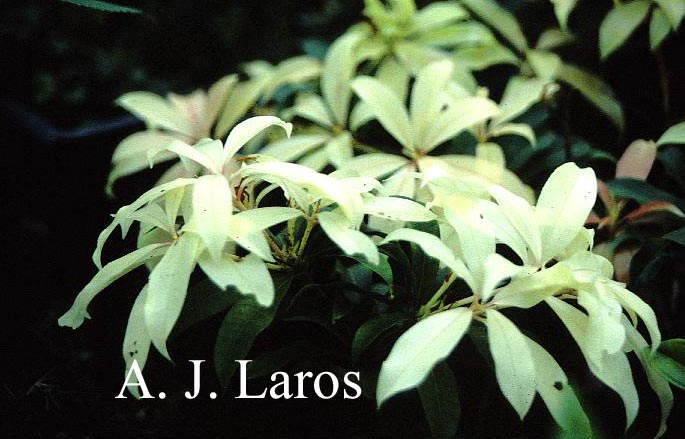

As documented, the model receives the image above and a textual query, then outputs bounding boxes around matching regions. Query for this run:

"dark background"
[2,1,683,438]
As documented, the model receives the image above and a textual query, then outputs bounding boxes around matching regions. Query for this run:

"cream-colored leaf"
[122,284,152,398]
[184,175,232,261]
[117,91,194,136]
[376,308,472,406]
[546,297,639,429]
[290,93,334,128]
[260,134,329,163]
[492,262,576,309]
[524,335,592,436]
[144,233,200,360]
[233,207,302,231]
[527,49,562,81]
[488,123,536,145]
[352,76,413,149]
[487,309,536,419]
[340,153,409,179]
[324,132,354,169]
[224,116,292,162]
[364,196,436,222]
[422,97,499,152]
[536,163,597,263]
[577,289,626,366]
[322,31,365,125]
[492,76,546,125]
[241,160,363,224]
[410,60,454,142]
[214,78,268,138]
[59,243,168,329]
[197,252,274,307]
[319,210,379,265]
[382,228,473,285]
[489,185,542,264]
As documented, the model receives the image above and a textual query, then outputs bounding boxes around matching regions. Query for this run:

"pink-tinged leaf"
[623,201,685,223]
[597,179,613,209]
[616,139,656,180]
[613,246,638,283]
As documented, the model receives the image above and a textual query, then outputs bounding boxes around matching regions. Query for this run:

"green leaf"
[546,297,639,429]
[622,319,673,438]
[376,307,473,407]
[655,0,685,29]
[492,76,546,126]
[524,336,592,437]
[486,309,536,419]
[663,226,685,245]
[657,122,685,146]
[599,1,651,59]
[658,338,685,364]
[418,362,461,438]
[351,312,407,358]
[650,7,672,50]
[650,350,685,389]
[556,63,624,130]
[58,0,142,14]
[551,0,579,30]
[607,178,684,208]
[170,279,240,339]
[214,273,292,388]
[460,0,528,52]
[347,252,394,293]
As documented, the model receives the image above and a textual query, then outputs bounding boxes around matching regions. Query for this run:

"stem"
[419,274,456,318]
[352,138,385,154]
[296,217,317,256]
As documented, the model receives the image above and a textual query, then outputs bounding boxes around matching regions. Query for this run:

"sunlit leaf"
[657,122,685,146]
[122,285,151,398]
[59,243,168,329]
[524,336,591,436]
[486,309,536,419]
[599,1,650,59]
[352,76,413,149]
[650,7,672,50]
[376,307,472,406]
[556,63,624,130]
[117,92,194,136]
[460,0,528,52]
[144,233,200,360]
